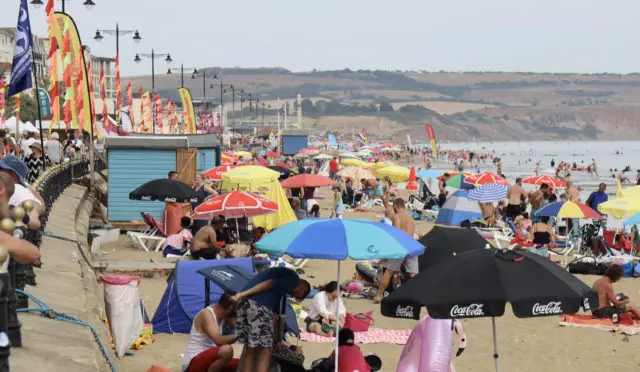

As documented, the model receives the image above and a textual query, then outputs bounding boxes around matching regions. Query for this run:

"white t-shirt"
[10,184,42,207]
[20,138,38,157]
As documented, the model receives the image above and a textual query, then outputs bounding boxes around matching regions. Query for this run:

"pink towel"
[300,327,411,344]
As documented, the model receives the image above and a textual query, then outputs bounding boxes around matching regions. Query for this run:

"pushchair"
[407,183,438,211]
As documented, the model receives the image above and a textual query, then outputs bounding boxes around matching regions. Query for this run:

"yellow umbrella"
[375,165,410,182]
[233,150,252,158]
[220,165,280,192]
[338,166,375,189]
[369,162,394,173]
[341,158,366,167]
[253,181,296,230]
[598,196,640,219]
[620,184,640,198]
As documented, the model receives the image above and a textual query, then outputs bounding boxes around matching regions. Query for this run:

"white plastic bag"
[103,275,143,357]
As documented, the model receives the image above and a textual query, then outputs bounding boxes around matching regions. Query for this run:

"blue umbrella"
[625,212,640,225]
[255,218,424,369]
[417,169,444,179]
[468,184,508,202]
[255,218,424,260]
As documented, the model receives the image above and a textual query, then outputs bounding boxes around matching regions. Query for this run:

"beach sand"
[103,187,640,371]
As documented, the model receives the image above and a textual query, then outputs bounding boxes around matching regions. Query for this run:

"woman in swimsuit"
[527,216,556,257]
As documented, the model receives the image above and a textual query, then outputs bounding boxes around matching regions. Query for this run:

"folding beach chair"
[127,213,167,252]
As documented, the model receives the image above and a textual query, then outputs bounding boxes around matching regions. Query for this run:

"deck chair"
[127,213,167,252]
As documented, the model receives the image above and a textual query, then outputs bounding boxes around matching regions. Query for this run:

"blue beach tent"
[435,190,483,226]
[152,258,255,334]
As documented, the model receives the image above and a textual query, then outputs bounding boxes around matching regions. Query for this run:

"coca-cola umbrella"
[129,179,200,203]
[381,248,598,372]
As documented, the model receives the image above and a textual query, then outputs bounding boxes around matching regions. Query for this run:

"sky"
[3,0,640,77]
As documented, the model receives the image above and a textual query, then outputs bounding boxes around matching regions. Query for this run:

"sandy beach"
[95,184,640,372]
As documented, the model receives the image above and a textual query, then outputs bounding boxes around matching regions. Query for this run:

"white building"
[0,27,49,88]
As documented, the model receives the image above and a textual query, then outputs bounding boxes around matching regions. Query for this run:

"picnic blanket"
[300,328,411,344]
[560,314,640,335]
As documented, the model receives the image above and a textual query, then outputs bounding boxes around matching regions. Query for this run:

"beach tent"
[435,190,483,226]
[152,258,255,333]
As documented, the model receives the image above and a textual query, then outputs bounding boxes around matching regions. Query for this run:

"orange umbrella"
[406,166,418,192]
[280,174,338,189]
[466,172,509,186]
[203,165,235,181]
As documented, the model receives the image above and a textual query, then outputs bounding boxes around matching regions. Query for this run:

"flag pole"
[30,59,46,171]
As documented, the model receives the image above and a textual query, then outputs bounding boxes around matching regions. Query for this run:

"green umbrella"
[445,174,475,189]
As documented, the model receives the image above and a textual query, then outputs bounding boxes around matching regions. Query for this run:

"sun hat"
[29,142,42,152]
[51,132,59,140]
[0,155,27,185]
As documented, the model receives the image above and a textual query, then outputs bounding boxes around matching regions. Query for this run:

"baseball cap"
[0,155,28,185]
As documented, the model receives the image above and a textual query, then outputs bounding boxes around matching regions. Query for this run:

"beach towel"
[560,314,640,335]
[300,327,411,344]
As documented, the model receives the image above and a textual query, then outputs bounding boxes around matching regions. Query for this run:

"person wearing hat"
[20,131,38,158]
[24,142,50,185]
[0,155,45,230]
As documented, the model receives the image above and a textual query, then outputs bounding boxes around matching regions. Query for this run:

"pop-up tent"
[152,258,255,333]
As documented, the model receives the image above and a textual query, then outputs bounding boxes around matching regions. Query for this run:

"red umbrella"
[280,174,338,189]
[203,165,236,181]
[406,166,418,192]
[523,175,567,188]
[275,162,289,169]
[298,147,320,155]
[264,151,280,158]
[193,191,278,219]
[466,172,509,186]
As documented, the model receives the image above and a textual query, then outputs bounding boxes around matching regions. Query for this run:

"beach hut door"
[177,148,198,184]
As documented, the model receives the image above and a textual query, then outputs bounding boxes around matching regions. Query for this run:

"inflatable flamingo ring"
[396,315,467,372]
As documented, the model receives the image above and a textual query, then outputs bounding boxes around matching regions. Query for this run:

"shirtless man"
[565,181,581,202]
[375,196,417,303]
[191,216,232,260]
[591,158,599,179]
[528,183,548,211]
[506,178,526,220]
[592,264,640,320]
[480,202,499,226]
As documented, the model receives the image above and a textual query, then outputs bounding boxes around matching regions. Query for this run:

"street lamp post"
[167,64,196,88]
[31,0,96,12]
[134,50,173,134]
[94,23,141,122]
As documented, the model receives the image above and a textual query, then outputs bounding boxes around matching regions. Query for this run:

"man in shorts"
[375,196,418,303]
[592,264,640,320]
[232,267,310,372]
[506,178,526,220]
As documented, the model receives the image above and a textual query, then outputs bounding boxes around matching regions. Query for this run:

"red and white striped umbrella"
[522,175,567,188]
[298,147,320,156]
[202,165,236,181]
[466,172,509,186]
[193,191,279,219]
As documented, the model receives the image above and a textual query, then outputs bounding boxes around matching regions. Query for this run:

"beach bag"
[344,311,373,332]
[567,261,606,276]
[103,275,143,358]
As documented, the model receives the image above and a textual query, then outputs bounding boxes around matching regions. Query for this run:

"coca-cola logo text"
[532,301,563,316]
[450,304,485,317]
[395,305,414,318]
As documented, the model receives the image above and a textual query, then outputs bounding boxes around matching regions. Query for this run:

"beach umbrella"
[369,162,394,173]
[598,196,640,219]
[337,166,375,189]
[264,151,280,158]
[275,161,289,169]
[280,174,338,189]
[620,184,640,198]
[339,151,358,158]
[380,248,598,372]
[535,201,602,219]
[233,150,252,158]
[522,175,566,188]
[417,169,444,179]
[435,190,483,226]
[129,179,199,203]
[256,218,425,372]
[468,184,508,202]
[298,147,320,156]
[202,165,236,181]
[340,158,365,167]
[267,165,292,180]
[375,165,410,182]
[418,226,488,270]
[466,172,509,186]
[624,211,640,225]
[313,153,333,160]
[220,165,280,192]
[406,167,418,192]
[445,174,475,190]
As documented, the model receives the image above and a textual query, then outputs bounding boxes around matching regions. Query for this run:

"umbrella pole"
[492,317,500,372]
[236,218,241,243]
[334,261,341,372]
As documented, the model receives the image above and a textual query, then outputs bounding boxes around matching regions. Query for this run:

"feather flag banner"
[74,53,85,131]
[138,86,144,133]
[154,94,162,134]
[126,82,133,129]
[115,54,122,124]
[13,96,21,123]
[142,91,152,132]
[86,59,96,133]
[100,69,108,133]
[165,98,173,133]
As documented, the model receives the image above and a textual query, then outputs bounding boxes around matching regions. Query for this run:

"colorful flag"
[154,94,162,133]
[165,98,173,132]
[138,86,143,132]
[142,91,152,132]
[13,96,21,123]
[0,79,5,127]
[115,54,122,124]
[74,53,85,131]
[7,0,34,97]
[100,69,108,133]
[86,59,96,133]
[126,82,133,129]
[425,124,438,156]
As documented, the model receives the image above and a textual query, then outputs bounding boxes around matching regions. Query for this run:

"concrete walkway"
[11,185,114,372]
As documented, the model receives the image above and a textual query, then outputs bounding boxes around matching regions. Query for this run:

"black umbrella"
[418,226,489,270]
[268,165,292,180]
[129,179,200,203]
[381,248,598,372]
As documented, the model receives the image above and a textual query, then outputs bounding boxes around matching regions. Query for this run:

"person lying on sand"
[592,264,640,320]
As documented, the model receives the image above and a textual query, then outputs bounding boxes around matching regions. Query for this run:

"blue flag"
[7,0,34,97]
